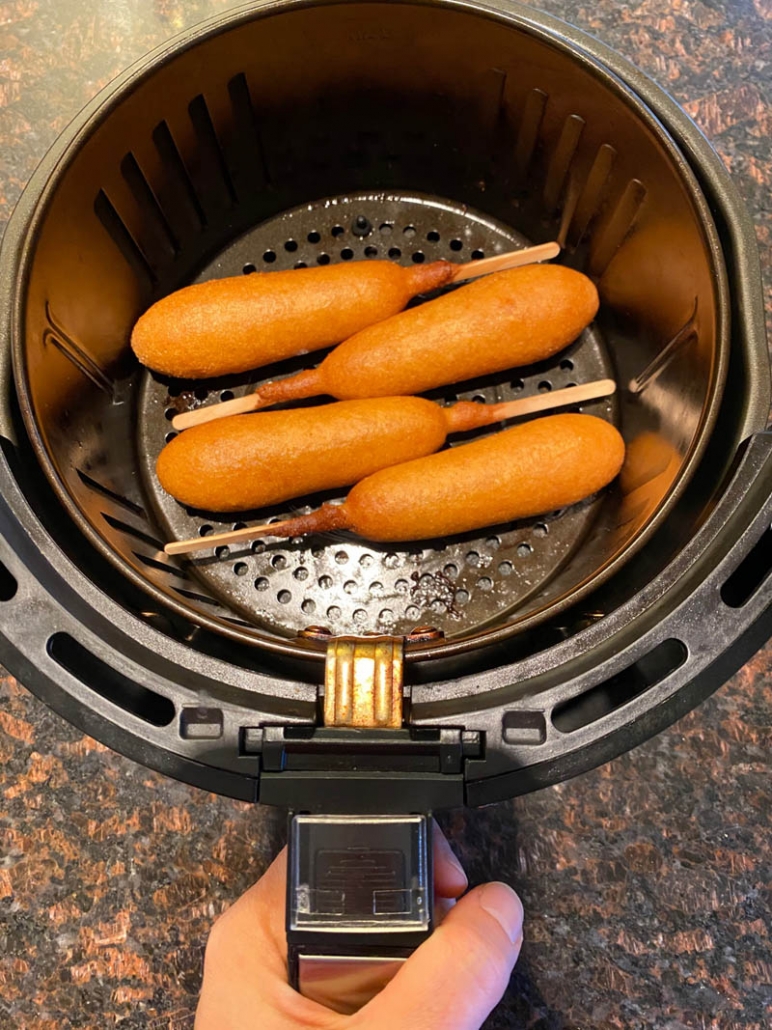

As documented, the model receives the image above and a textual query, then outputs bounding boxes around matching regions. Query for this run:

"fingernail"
[478,882,524,944]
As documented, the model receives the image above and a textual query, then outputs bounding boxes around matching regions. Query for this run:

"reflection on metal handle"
[297,953,408,1015]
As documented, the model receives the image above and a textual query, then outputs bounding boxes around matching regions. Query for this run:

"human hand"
[196,825,523,1030]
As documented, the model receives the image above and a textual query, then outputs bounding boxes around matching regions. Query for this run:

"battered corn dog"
[157,385,615,512]
[174,264,599,429]
[165,414,625,551]
[132,259,453,378]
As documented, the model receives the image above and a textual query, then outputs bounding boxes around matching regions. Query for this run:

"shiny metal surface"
[298,953,406,1014]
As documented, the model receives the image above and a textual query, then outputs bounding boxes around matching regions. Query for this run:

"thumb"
[354,882,523,1030]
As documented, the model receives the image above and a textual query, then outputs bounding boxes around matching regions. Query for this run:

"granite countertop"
[1,2,771,1028]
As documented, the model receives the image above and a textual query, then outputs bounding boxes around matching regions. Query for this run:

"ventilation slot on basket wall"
[552,638,687,733]
[48,632,175,726]
[77,469,145,516]
[120,152,180,257]
[0,558,18,602]
[188,94,238,208]
[721,526,772,608]
[94,189,157,286]
[151,119,208,232]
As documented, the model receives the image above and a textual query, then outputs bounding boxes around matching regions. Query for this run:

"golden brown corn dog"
[132,260,454,378]
[166,415,624,549]
[157,383,616,512]
[173,264,599,429]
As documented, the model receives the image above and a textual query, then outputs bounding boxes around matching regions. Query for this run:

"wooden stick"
[488,378,616,422]
[171,241,562,432]
[164,377,616,557]
[173,393,260,430]
[449,240,561,283]
[165,520,295,556]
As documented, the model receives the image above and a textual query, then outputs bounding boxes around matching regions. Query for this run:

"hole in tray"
[552,638,687,734]
[388,247,402,260]
[472,249,485,260]
[295,261,308,269]
[538,381,553,393]
[285,240,298,252]
[721,525,772,608]
[48,632,174,727]
[331,225,345,237]
[427,230,441,242]
[243,263,257,274]
[341,248,354,260]
[412,252,425,263]
[379,223,394,235]
[263,250,277,264]
[365,246,379,258]
[234,562,248,577]
[403,225,417,238]
[317,253,331,265]
[450,239,463,251]
[307,231,321,243]
[0,559,18,601]
[560,358,574,371]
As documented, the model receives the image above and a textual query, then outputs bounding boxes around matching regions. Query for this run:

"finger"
[197,849,342,1030]
[432,821,468,899]
[353,882,524,1030]
[206,846,289,978]
[434,896,457,924]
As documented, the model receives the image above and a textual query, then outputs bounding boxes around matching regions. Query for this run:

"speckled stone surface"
[1,2,771,1028]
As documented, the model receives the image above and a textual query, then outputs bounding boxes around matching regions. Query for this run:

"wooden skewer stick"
[449,240,561,283]
[171,241,562,432]
[164,377,616,556]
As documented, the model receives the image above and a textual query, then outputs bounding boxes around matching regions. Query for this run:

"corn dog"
[158,383,616,512]
[173,264,599,430]
[132,260,454,378]
[165,414,625,553]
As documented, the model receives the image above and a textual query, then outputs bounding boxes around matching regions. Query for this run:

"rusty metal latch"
[323,636,404,729]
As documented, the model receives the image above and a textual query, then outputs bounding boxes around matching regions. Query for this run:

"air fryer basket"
[14,0,729,663]
[0,0,770,806]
